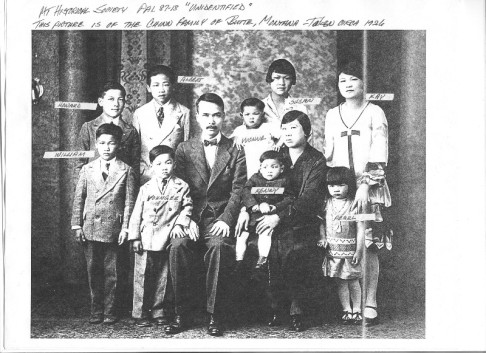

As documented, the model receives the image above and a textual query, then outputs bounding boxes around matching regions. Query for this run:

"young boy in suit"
[71,123,137,324]
[132,65,191,185]
[74,81,141,182]
[166,93,246,336]
[128,145,194,328]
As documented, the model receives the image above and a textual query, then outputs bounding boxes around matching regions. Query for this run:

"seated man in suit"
[165,93,246,336]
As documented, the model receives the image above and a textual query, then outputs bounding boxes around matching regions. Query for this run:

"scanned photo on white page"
[4,0,486,351]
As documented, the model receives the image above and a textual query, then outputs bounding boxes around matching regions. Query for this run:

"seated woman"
[236,110,327,332]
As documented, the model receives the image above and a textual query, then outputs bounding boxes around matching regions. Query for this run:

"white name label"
[55,101,98,110]
[286,97,322,105]
[177,76,210,84]
[251,187,284,195]
[335,213,377,221]
[366,94,394,101]
[44,151,95,158]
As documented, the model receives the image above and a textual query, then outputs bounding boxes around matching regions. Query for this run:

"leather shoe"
[267,313,282,327]
[89,314,103,324]
[164,315,185,335]
[103,315,118,325]
[155,316,170,326]
[135,318,152,327]
[290,314,304,332]
[207,314,222,336]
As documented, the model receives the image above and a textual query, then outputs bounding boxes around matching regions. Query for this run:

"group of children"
[71,58,390,330]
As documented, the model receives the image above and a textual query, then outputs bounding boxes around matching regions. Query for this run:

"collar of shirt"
[153,98,172,114]
[100,157,117,168]
[201,133,222,145]
[103,116,120,126]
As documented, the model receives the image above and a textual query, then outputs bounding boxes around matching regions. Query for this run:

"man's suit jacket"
[128,176,193,251]
[72,158,137,243]
[74,115,141,181]
[132,99,191,183]
[175,135,247,228]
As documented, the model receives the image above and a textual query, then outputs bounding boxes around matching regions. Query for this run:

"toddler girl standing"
[318,167,365,324]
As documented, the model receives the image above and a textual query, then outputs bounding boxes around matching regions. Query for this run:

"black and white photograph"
[3,0,486,351]
[30,29,425,341]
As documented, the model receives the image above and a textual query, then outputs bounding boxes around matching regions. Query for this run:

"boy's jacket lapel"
[208,136,231,190]
[189,139,210,185]
[96,159,127,201]
[156,101,183,145]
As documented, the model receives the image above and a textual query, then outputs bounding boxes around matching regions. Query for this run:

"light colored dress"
[262,94,308,125]
[319,198,362,280]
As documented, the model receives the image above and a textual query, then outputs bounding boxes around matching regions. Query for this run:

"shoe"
[89,314,103,324]
[352,312,362,325]
[364,306,380,326]
[155,316,170,326]
[267,312,282,327]
[135,318,152,327]
[255,257,268,270]
[164,315,185,335]
[290,314,304,332]
[207,314,222,336]
[340,311,353,325]
[103,315,118,325]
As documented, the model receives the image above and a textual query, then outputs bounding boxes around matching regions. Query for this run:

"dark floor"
[31,282,425,339]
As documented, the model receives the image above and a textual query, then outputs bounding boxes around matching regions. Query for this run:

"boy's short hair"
[98,81,126,99]
[326,166,357,198]
[259,150,287,165]
[266,59,297,85]
[338,61,363,81]
[240,97,265,113]
[96,123,123,143]
[281,110,312,138]
[196,93,225,112]
[149,145,175,163]
[147,65,176,85]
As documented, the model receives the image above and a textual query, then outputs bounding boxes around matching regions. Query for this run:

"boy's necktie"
[157,107,164,126]
[102,163,110,181]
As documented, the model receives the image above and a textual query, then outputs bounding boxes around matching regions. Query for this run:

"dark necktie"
[102,163,110,181]
[204,139,218,147]
[157,107,164,126]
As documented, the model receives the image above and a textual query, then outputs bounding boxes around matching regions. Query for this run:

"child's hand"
[118,230,128,245]
[74,229,86,243]
[185,220,199,241]
[233,138,244,151]
[170,224,185,238]
[251,205,260,213]
[132,240,143,254]
[352,250,362,265]
[317,239,328,248]
[259,202,271,214]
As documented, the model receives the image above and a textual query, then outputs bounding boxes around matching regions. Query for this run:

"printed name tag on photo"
[366,93,394,101]
[177,76,211,84]
[335,213,377,221]
[55,101,98,110]
[286,97,322,106]
[44,151,95,158]
[147,195,182,201]
[251,187,284,195]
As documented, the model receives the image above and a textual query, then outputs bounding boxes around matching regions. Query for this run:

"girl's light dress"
[319,198,361,280]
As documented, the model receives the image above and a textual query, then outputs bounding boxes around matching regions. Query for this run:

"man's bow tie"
[204,139,218,147]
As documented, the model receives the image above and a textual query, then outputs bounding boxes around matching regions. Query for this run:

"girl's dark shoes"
[290,314,304,331]
[352,312,362,325]
[340,311,353,325]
